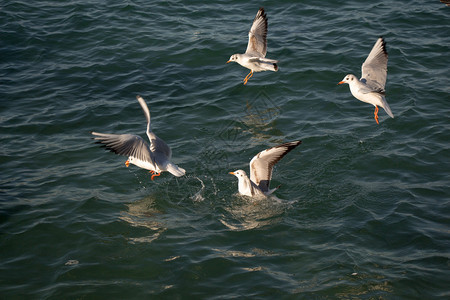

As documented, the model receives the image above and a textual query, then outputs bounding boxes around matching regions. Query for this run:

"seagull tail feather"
[380,96,394,118]
[166,163,186,177]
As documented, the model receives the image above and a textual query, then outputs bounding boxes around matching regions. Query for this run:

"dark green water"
[1,0,449,298]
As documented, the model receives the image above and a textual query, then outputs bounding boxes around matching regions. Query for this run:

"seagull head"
[227,54,240,64]
[229,169,247,179]
[338,74,357,85]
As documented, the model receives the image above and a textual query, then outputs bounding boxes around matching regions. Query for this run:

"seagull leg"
[151,172,161,181]
[125,160,130,167]
[374,106,379,124]
[243,70,253,85]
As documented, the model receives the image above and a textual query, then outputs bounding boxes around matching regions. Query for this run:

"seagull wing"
[245,7,268,58]
[91,132,152,163]
[361,37,388,92]
[249,141,301,193]
[136,95,172,160]
[150,136,172,164]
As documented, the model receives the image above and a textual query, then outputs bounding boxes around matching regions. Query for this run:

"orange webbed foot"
[374,106,379,124]
[243,70,253,85]
[151,172,161,181]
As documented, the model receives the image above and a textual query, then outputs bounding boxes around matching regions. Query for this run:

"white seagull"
[338,37,394,124]
[91,95,186,180]
[227,7,278,85]
[229,141,301,197]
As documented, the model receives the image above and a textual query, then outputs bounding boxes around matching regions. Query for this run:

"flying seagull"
[229,141,301,197]
[91,95,186,180]
[227,7,279,85]
[338,37,394,124]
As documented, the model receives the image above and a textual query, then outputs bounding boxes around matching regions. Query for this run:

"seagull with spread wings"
[338,37,394,124]
[91,96,185,180]
[227,7,278,85]
[229,141,301,197]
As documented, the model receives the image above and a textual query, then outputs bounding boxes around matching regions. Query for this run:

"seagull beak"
[228,172,235,175]
[226,60,231,63]
[337,81,345,85]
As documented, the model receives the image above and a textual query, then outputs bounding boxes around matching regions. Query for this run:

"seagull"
[229,141,301,197]
[227,7,278,85]
[338,37,394,124]
[91,95,186,180]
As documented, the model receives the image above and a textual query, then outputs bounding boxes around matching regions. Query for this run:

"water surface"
[1,0,449,298]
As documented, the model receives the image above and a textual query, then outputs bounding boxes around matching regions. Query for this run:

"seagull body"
[91,96,185,180]
[227,7,278,85]
[338,37,394,124]
[229,141,301,197]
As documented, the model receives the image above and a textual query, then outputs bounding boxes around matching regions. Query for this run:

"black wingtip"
[95,143,119,154]
[275,140,302,153]
[256,7,267,20]
[288,140,302,146]
[379,36,388,56]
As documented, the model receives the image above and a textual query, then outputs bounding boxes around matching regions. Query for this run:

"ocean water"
[1,0,449,298]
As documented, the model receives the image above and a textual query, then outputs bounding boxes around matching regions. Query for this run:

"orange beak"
[229,172,235,175]
[337,81,345,85]
[226,60,231,63]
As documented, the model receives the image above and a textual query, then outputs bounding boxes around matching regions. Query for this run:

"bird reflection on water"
[240,99,283,144]
[119,196,166,244]
[220,194,296,231]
